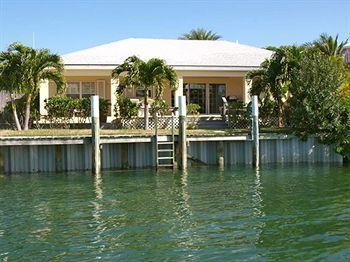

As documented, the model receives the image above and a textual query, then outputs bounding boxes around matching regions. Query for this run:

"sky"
[0,0,349,55]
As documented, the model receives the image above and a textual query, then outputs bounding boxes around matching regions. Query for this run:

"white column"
[243,76,252,104]
[39,80,49,115]
[110,78,118,120]
[174,75,183,112]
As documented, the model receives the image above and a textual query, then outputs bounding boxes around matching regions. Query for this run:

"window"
[67,82,80,99]
[82,82,96,98]
[66,81,105,99]
[136,86,152,98]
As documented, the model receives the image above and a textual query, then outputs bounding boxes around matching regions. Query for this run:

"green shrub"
[228,100,251,128]
[150,99,169,116]
[187,103,200,115]
[115,96,140,119]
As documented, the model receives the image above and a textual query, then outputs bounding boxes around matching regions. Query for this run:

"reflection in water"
[1,166,350,260]
[252,169,266,245]
[92,173,105,255]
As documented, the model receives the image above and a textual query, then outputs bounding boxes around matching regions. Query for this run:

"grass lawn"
[0,127,294,137]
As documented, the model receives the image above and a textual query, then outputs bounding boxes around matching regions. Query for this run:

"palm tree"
[310,33,348,56]
[112,56,177,129]
[180,28,221,40]
[247,45,305,126]
[0,48,25,130]
[0,42,64,130]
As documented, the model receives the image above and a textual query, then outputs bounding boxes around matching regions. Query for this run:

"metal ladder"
[155,112,175,169]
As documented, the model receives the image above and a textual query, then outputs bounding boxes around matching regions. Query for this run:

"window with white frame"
[66,81,105,99]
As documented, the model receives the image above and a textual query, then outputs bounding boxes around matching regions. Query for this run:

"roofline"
[64,64,261,71]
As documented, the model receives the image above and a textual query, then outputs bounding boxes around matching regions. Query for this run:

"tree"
[0,42,64,130]
[112,56,177,129]
[0,48,25,130]
[310,33,348,56]
[179,28,221,40]
[288,50,350,157]
[247,45,305,126]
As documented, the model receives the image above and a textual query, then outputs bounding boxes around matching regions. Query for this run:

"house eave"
[64,64,260,72]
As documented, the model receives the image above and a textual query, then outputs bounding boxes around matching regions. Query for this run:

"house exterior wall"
[49,76,112,101]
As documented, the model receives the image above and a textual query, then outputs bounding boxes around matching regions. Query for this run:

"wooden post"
[91,95,101,174]
[217,141,224,169]
[251,95,260,168]
[178,96,187,170]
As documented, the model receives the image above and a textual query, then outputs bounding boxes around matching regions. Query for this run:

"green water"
[0,165,349,260]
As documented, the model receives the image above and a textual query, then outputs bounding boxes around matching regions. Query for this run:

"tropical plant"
[247,45,305,126]
[180,28,221,40]
[309,33,348,56]
[187,103,200,115]
[288,49,350,157]
[115,95,140,119]
[150,99,169,116]
[112,56,177,129]
[0,42,64,130]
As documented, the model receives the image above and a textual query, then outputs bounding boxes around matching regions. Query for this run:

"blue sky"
[0,0,349,54]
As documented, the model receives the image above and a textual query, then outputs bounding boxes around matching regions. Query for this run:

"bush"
[228,100,251,129]
[45,96,111,127]
[187,103,200,115]
[150,99,169,116]
[45,96,76,127]
[115,95,140,119]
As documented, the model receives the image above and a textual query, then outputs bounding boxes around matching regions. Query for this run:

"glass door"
[209,84,226,114]
[184,83,206,113]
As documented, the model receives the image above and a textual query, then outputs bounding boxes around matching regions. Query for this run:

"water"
[0,165,349,260]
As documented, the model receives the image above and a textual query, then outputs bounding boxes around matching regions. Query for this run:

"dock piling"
[251,95,260,168]
[178,96,187,170]
[91,95,101,174]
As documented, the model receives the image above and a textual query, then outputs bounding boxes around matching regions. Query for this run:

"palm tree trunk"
[144,92,149,130]
[23,94,32,130]
[10,94,21,131]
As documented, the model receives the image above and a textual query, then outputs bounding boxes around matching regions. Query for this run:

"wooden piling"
[91,95,101,174]
[251,95,260,168]
[217,141,224,169]
[178,96,187,170]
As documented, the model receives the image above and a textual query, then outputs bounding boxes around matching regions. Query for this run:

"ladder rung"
[158,157,174,160]
[158,149,173,152]
[158,164,174,167]
[158,142,173,144]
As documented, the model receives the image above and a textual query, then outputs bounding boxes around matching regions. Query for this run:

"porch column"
[174,75,183,114]
[243,76,252,104]
[110,78,118,119]
[39,80,49,115]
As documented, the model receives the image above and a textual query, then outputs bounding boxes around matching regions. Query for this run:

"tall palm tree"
[180,28,221,40]
[112,56,177,129]
[310,33,348,56]
[0,48,25,130]
[0,42,64,130]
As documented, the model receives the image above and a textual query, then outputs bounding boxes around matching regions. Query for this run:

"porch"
[39,69,252,122]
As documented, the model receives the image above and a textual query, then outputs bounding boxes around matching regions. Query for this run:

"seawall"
[0,134,343,173]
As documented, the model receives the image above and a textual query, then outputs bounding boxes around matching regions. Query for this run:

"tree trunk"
[144,92,149,130]
[10,94,21,131]
[23,94,32,130]
[278,106,284,128]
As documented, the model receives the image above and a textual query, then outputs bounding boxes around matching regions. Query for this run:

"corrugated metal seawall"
[189,137,342,165]
[0,136,343,173]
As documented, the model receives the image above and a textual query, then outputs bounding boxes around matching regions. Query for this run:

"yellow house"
[39,38,272,120]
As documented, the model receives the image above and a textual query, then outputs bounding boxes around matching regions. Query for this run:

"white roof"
[63,38,272,70]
